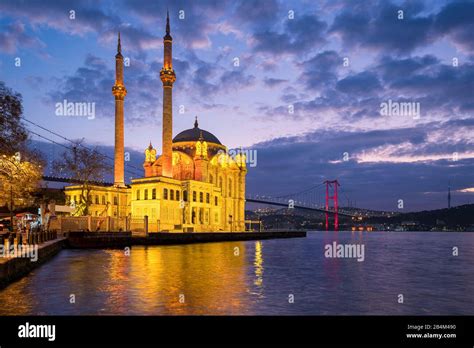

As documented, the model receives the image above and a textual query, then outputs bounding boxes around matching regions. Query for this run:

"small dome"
[173,117,222,145]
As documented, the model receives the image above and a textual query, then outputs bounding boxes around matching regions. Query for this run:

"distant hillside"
[367,204,474,228]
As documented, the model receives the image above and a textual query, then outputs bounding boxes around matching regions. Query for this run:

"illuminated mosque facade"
[65,13,247,232]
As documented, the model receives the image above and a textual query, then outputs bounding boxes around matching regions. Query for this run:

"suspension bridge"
[41,175,357,230]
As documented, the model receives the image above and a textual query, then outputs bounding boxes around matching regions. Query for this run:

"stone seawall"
[0,238,66,289]
[66,231,306,248]
[135,231,307,245]
[67,232,132,248]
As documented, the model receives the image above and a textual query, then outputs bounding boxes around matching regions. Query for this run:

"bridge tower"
[325,180,340,231]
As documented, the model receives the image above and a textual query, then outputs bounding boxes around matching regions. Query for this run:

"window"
[193,191,196,202]
[215,196,218,206]
[95,196,99,204]
[152,188,156,199]
[144,189,148,200]
[136,190,140,200]
[209,174,213,184]
[206,193,210,204]
[200,192,203,203]
[183,190,188,202]
[170,189,174,200]
[102,196,106,205]
[163,188,168,200]
[114,196,118,205]
[176,191,180,201]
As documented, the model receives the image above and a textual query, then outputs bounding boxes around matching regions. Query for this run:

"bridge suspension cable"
[274,182,326,199]
[21,116,143,177]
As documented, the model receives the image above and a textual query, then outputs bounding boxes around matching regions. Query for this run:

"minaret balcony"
[112,85,127,99]
[160,68,176,85]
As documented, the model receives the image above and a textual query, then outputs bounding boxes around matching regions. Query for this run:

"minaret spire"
[160,11,176,178]
[117,31,122,55]
[112,31,127,187]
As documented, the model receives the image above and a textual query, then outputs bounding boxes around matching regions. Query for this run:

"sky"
[0,0,473,211]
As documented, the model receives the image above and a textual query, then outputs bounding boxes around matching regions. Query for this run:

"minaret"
[160,10,176,178]
[112,32,127,187]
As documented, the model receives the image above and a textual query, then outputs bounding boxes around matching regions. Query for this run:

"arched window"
[136,190,140,200]
[144,189,148,200]
[176,191,180,201]
[163,188,168,200]
[183,190,188,202]
[102,196,106,205]
[95,196,99,204]
[152,188,156,199]
[170,189,174,200]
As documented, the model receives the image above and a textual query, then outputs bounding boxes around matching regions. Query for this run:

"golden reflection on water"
[0,242,260,315]
[253,241,264,289]
[106,242,251,314]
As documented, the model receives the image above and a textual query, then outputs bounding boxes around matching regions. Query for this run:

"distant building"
[65,13,247,232]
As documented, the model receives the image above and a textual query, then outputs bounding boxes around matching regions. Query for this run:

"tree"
[0,81,28,156]
[0,82,43,224]
[0,154,42,209]
[53,141,108,216]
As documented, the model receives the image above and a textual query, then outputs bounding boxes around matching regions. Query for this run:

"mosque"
[65,13,247,232]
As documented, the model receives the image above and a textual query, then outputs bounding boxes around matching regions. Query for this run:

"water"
[0,231,473,315]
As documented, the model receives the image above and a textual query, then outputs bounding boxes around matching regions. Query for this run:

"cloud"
[263,77,288,87]
[434,1,474,53]
[0,0,119,36]
[122,0,229,49]
[234,0,281,30]
[336,71,382,95]
[0,21,47,55]
[330,1,434,54]
[46,54,162,124]
[375,55,439,81]
[219,69,256,91]
[300,50,342,91]
[251,14,328,55]
[247,123,474,211]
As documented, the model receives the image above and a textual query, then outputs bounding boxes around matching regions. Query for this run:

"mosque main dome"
[173,118,222,145]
